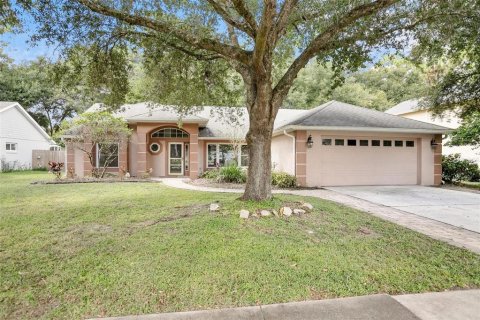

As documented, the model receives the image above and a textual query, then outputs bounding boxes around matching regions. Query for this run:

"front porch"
[130,123,199,179]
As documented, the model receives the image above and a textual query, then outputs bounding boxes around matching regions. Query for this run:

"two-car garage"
[273,101,446,187]
[306,133,420,186]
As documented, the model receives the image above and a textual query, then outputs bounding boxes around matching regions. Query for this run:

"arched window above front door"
[151,128,189,138]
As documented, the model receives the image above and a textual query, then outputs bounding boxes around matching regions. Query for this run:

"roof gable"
[0,101,55,143]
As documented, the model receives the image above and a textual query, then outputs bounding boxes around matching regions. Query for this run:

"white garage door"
[316,137,418,186]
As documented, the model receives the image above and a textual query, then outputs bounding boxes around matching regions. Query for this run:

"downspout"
[283,130,296,175]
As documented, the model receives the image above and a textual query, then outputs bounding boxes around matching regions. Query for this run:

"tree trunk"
[241,80,277,201]
[242,123,273,200]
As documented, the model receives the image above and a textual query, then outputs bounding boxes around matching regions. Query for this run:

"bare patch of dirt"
[128,204,210,231]
[67,223,113,234]
[309,288,335,300]
[357,226,380,237]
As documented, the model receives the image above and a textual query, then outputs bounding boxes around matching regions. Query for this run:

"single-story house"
[386,99,480,164]
[0,101,57,170]
[66,100,449,187]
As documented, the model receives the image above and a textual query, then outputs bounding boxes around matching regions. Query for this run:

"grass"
[458,181,480,190]
[1,172,479,319]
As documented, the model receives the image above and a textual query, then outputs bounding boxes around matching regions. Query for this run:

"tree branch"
[274,0,299,41]
[252,0,276,74]
[231,0,258,31]
[273,0,398,107]
[75,0,251,64]
[206,0,256,38]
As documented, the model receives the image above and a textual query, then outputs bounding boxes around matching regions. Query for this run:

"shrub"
[201,169,221,180]
[1,159,15,173]
[272,171,297,188]
[442,154,480,183]
[218,165,246,183]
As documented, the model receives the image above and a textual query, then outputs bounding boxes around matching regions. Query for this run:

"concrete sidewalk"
[90,290,480,320]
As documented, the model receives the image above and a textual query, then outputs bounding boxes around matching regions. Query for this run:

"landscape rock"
[301,202,313,210]
[280,207,292,217]
[260,210,271,217]
[272,209,279,217]
[239,209,249,219]
[210,203,220,212]
[293,208,306,215]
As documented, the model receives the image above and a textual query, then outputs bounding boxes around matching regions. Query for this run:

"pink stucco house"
[65,100,448,187]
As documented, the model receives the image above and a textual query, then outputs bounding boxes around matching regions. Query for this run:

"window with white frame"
[5,142,17,152]
[207,143,249,168]
[96,143,119,168]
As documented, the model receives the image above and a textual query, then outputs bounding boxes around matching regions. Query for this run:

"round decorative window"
[150,142,161,153]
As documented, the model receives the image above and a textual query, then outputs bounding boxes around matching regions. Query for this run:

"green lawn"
[459,181,480,190]
[1,172,479,319]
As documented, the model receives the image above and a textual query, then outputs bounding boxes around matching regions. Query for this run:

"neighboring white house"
[386,99,480,164]
[0,101,56,170]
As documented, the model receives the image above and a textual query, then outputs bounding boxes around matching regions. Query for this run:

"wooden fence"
[32,150,65,169]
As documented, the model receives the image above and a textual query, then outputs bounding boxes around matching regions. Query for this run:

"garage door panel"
[313,137,418,186]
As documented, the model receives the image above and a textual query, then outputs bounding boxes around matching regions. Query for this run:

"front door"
[168,142,184,175]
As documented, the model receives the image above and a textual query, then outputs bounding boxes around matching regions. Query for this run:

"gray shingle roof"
[87,102,306,139]
[85,100,448,138]
[276,100,449,132]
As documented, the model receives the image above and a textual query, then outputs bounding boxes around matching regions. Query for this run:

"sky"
[0,11,58,63]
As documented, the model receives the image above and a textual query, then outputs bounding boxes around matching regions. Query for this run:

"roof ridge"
[280,100,334,127]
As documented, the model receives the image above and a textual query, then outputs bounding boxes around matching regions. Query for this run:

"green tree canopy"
[286,57,428,110]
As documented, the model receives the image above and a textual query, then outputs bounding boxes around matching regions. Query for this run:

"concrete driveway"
[326,186,480,233]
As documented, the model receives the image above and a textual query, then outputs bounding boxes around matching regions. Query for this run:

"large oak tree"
[22,0,475,200]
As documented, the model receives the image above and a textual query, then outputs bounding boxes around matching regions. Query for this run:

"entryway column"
[295,131,307,186]
[189,132,199,179]
[136,127,148,175]
[83,142,92,177]
[433,134,442,185]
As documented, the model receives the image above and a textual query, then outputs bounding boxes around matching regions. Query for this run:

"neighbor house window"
[97,143,119,168]
[372,140,380,146]
[5,142,17,152]
[383,140,392,147]
[322,139,332,146]
[151,128,189,138]
[359,140,369,146]
[395,140,403,147]
[335,139,344,146]
[347,139,357,146]
[207,143,248,168]
[406,141,415,147]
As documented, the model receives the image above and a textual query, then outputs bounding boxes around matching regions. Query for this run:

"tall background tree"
[17,0,478,200]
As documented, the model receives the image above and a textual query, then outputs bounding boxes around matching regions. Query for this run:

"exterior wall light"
[307,135,314,148]
[430,139,439,147]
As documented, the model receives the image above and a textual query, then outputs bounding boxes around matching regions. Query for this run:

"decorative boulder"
[210,203,220,212]
[280,207,292,217]
[260,210,271,217]
[301,203,313,210]
[293,208,306,215]
[272,210,279,217]
[239,209,249,219]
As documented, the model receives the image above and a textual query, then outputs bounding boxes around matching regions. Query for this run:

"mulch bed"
[31,178,154,185]
[188,178,319,191]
